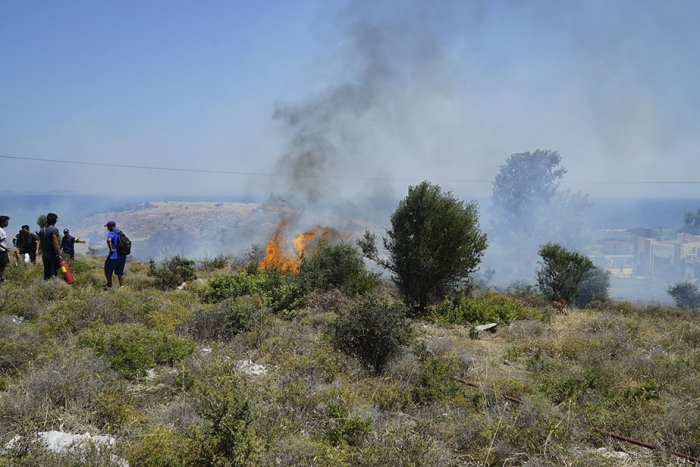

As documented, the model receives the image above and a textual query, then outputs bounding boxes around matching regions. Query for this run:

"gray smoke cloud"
[273,0,467,204]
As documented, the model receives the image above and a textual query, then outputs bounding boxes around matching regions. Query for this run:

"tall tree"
[683,207,700,235]
[489,150,590,278]
[359,181,487,310]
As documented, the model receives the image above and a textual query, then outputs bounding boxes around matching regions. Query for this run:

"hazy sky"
[2,0,699,200]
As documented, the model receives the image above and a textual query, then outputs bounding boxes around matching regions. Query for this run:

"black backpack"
[116,230,132,256]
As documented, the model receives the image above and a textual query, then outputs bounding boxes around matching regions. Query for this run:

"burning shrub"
[330,296,413,374]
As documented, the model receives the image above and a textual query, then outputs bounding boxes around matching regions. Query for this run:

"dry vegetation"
[0,254,699,466]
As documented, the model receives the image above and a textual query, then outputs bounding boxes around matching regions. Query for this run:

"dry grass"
[0,256,699,466]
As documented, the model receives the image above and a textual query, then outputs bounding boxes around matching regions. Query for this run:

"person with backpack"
[60,228,85,260]
[103,220,128,290]
[16,225,40,264]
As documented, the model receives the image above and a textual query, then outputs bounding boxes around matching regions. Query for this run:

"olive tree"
[536,242,595,305]
[359,181,487,310]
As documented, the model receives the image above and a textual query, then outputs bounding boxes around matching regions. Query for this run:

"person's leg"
[13,250,21,266]
[0,251,7,281]
[115,257,126,287]
[104,258,117,289]
[50,255,60,278]
[42,254,52,280]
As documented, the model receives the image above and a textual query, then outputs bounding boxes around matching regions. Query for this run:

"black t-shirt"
[39,226,59,254]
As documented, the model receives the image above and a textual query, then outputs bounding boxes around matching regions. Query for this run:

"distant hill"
[74,200,388,261]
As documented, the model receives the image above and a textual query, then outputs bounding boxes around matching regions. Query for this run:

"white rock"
[236,359,267,375]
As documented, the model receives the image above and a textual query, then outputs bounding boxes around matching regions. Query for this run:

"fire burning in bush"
[259,220,347,274]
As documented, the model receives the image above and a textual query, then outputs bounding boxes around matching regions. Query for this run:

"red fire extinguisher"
[58,260,75,284]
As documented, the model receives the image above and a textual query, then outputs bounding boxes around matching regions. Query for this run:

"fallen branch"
[580,423,700,464]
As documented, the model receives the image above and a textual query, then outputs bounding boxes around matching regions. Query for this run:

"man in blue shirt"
[103,220,126,290]
[60,228,85,260]
[39,213,63,280]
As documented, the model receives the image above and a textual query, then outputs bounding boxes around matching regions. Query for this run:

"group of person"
[0,213,127,289]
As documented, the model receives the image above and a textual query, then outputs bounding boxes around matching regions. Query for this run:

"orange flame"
[259,222,345,274]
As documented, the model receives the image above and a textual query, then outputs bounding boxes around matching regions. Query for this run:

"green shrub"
[180,298,268,341]
[412,353,461,404]
[668,281,700,310]
[148,255,197,290]
[298,240,379,296]
[536,242,595,304]
[198,254,232,272]
[324,403,371,446]
[125,425,194,467]
[575,267,611,307]
[188,393,257,466]
[330,296,413,374]
[429,291,532,325]
[198,268,306,317]
[197,271,264,303]
[79,323,196,379]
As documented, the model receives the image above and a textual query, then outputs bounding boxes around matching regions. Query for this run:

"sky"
[2,0,700,201]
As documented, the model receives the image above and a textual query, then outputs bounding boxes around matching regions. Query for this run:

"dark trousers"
[42,252,60,280]
[20,249,37,263]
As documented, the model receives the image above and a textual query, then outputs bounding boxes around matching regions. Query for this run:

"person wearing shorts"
[103,220,126,290]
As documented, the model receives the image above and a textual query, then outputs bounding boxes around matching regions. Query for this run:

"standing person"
[60,229,85,260]
[103,220,126,290]
[16,225,39,264]
[0,216,10,283]
[39,213,63,280]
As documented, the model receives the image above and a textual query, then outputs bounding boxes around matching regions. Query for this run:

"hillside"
[0,255,699,466]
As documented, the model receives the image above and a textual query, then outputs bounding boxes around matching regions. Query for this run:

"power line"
[2,154,700,185]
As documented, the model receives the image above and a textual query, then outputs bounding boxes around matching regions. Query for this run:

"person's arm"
[35,235,40,255]
[52,234,62,260]
[107,236,114,254]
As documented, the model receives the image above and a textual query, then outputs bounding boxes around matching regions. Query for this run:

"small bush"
[324,403,371,446]
[180,297,268,341]
[536,242,595,305]
[429,291,532,325]
[298,240,379,296]
[412,353,461,404]
[198,268,306,317]
[198,254,232,272]
[330,296,413,374]
[668,281,700,310]
[575,267,610,307]
[148,255,197,290]
[188,393,257,466]
[79,323,196,379]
